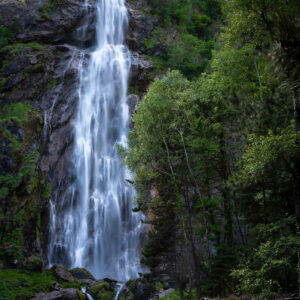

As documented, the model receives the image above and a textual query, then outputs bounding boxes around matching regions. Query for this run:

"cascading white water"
[49,0,143,280]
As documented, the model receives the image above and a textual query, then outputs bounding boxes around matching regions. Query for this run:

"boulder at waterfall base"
[22,256,44,272]
[88,279,117,300]
[31,288,87,300]
[70,267,95,280]
[51,264,75,283]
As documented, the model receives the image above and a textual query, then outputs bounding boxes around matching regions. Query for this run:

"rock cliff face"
[0,0,155,266]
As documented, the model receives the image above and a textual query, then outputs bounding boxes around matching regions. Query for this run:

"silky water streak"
[49,0,143,280]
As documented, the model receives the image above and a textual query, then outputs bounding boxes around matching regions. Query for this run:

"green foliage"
[97,291,114,300]
[0,102,44,263]
[0,269,85,299]
[123,0,300,294]
[146,0,221,28]
[42,182,52,200]
[160,289,197,299]
[0,269,56,300]
[223,0,300,84]
[239,128,300,181]
[144,29,215,78]
[0,26,14,49]
[231,220,300,298]
[60,281,81,289]
[165,34,215,79]
[223,0,300,47]
[90,281,112,299]
[0,42,46,54]
[155,281,163,291]
[38,0,66,19]
[77,291,87,300]
[143,0,221,78]
[0,103,31,124]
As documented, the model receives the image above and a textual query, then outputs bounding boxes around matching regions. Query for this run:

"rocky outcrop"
[126,0,157,94]
[70,268,95,280]
[31,288,87,300]
[51,264,75,283]
[119,278,156,300]
[0,0,96,46]
[22,255,44,271]
[87,279,117,300]
[0,0,156,268]
[126,0,157,53]
[16,0,96,47]
[0,0,90,265]
[129,52,154,93]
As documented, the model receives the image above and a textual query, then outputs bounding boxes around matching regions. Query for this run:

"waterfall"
[48,0,143,281]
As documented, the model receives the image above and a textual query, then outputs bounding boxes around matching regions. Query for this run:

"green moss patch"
[0,102,44,263]
[70,267,95,280]
[97,291,114,300]
[0,42,46,54]
[90,281,110,294]
[0,269,56,300]
[90,281,115,300]
[0,269,86,300]
[0,26,14,49]
[38,0,66,19]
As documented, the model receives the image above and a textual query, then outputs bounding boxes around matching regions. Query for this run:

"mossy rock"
[155,281,163,291]
[70,267,95,280]
[128,278,137,290]
[89,281,112,299]
[76,290,88,300]
[22,256,43,272]
[90,281,110,292]
[51,264,75,283]
[97,290,114,300]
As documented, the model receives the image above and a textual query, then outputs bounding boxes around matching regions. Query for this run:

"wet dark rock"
[50,281,61,291]
[71,13,97,48]
[70,268,95,280]
[129,52,154,93]
[119,278,156,300]
[0,0,156,272]
[0,2,37,32]
[3,73,25,91]
[6,120,24,141]
[0,0,96,49]
[51,264,75,283]
[127,94,140,115]
[0,138,13,174]
[16,0,95,46]
[29,55,38,64]
[31,288,86,300]
[126,1,157,53]
[88,279,117,300]
[48,244,72,269]
[3,56,30,76]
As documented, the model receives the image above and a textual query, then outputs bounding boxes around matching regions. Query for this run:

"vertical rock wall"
[0,0,156,266]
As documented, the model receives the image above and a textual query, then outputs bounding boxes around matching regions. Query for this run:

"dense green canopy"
[120,0,300,298]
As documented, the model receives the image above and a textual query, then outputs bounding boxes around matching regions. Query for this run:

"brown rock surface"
[51,264,75,283]
[31,288,86,300]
